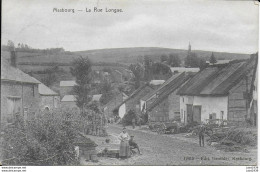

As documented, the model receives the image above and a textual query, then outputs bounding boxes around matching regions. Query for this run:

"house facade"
[1,52,41,127]
[103,92,124,120]
[59,80,77,99]
[178,56,257,126]
[115,84,154,118]
[38,83,60,111]
[141,73,194,122]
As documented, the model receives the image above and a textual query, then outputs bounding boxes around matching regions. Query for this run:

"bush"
[1,111,80,165]
[224,127,257,146]
[121,110,136,126]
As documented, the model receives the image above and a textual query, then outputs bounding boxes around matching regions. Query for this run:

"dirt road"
[82,124,257,166]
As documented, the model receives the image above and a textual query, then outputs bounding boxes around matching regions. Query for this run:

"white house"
[177,57,257,126]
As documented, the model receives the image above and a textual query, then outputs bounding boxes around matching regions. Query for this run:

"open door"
[193,105,201,123]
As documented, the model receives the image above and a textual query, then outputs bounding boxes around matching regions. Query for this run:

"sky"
[2,0,259,53]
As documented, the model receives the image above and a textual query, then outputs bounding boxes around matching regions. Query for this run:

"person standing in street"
[198,123,206,147]
[118,127,131,159]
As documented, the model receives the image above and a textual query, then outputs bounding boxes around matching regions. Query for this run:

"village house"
[140,73,194,122]
[177,56,257,126]
[103,91,125,122]
[114,84,154,118]
[59,80,77,99]
[60,95,78,110]
[38,83,60,111]
[1,51,41,127]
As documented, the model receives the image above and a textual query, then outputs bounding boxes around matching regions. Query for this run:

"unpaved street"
[82,124,257,166]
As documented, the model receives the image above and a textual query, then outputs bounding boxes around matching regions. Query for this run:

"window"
[209,113,216,120]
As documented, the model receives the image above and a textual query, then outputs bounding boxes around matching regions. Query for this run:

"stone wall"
[1,81,40,126]
[228,78,248,126]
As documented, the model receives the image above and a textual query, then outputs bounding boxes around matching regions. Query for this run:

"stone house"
[1,52,40,127]
[114,84,154,118]
[177,56,257,126]
[140,73,194,122]
[59,80,77,99]
[60,95,78,111]
[38,83,60,111]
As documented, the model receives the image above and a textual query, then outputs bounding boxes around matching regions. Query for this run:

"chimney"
[10,48,17,67]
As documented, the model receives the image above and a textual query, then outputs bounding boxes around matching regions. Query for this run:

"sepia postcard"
[0,0,259,169]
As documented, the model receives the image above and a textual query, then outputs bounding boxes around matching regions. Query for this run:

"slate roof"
[60,80,77,87]
[177,57,257,96]
[38,83,59,96]
[61,95,77,102]
[1,56,40,84]
[146,73,194,111]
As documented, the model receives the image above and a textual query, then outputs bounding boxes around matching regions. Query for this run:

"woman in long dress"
[118,127,130,159]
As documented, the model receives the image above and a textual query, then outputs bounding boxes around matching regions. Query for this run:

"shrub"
[1,111,80,165]
[122,110,137,126]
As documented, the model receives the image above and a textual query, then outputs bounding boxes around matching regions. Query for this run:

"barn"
[1,51,41,127]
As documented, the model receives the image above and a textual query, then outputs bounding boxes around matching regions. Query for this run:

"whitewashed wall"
[180,95,228,124]
[119,103,126,118]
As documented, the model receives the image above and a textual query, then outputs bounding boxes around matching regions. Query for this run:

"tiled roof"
[1,56,40,84]
[177,57,257,96]
[39,83,59,96]
[60,80,77,87]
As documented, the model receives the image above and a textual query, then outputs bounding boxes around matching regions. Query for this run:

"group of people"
[118,127,141,159]
[117,123,206,159]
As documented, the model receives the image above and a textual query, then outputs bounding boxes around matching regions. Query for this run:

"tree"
[168,54,181,67]
[129,63,144,89]
[209,52,217,64]
[199,59,207,70]
[99,80,113,105]
[185,52,200,67]
[144,55,153,81]
[70,57,92,113]
[7,40,15,51]
[160,54,168,62]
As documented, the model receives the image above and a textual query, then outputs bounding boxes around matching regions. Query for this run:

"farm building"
[38,83,60,111]
[114,84,154,118]
[103,91,125,121]
[59,80,77,99]
[60,95,78,111]
[140,73,194,122]
[1,51,41,127]
[177,56,258,126]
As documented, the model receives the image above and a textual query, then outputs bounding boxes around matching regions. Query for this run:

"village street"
[81,124,257,166]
